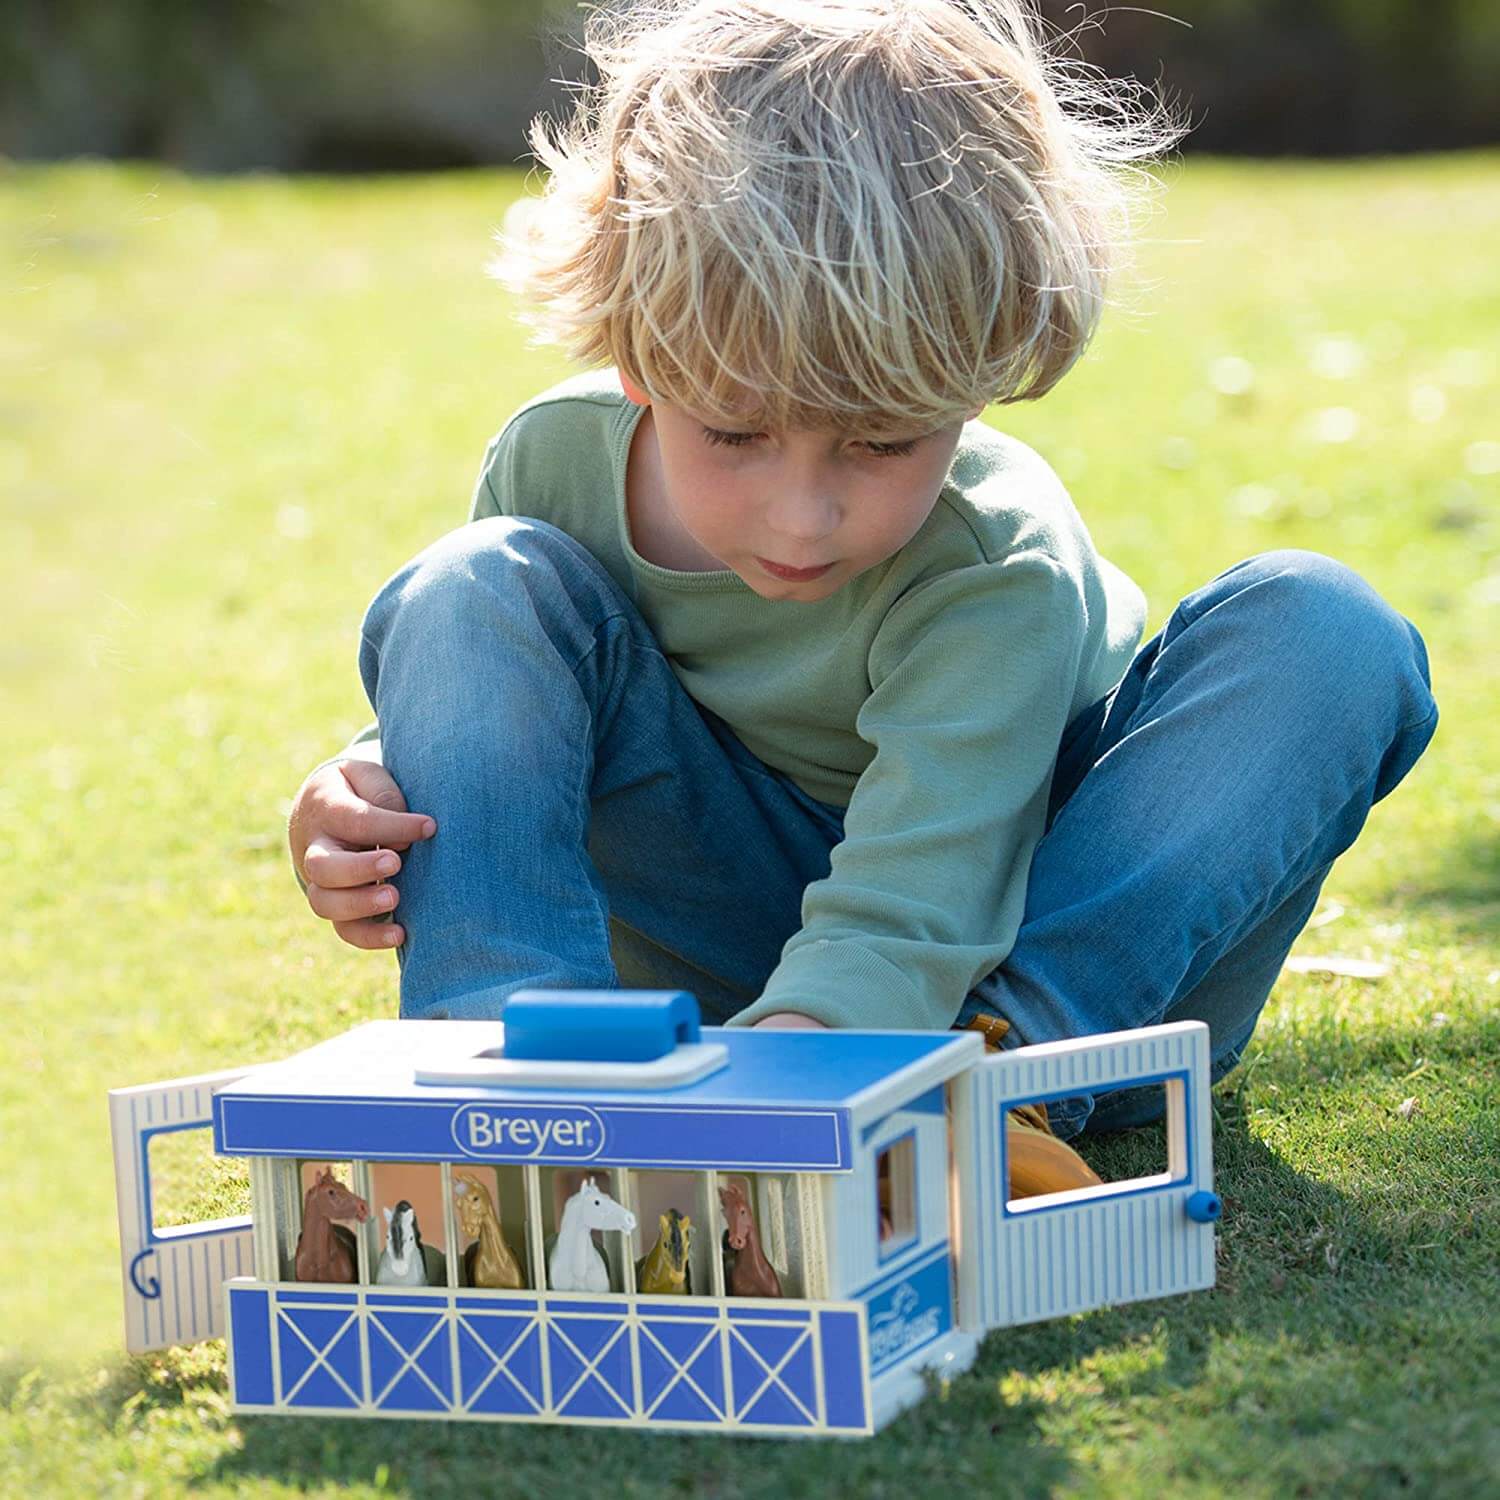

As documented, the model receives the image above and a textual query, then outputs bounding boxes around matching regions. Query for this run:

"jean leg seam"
[562,631,623,984]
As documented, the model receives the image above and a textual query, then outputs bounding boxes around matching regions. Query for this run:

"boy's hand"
[289,760,436,950]
[751,1012,828,1030]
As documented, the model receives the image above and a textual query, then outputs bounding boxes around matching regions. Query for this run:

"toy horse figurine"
[719,1177,782,1299]
[376,1200,428,1286]
[294,1168,369,1283]
[454,1172,525,1289]
[549,1176,636,1292]
[636,1209,693,1295]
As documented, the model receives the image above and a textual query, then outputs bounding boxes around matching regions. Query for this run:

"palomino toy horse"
[454,1172,525,1290]
[719,1176,782,1299]
[294,1169,369,1284]
[549,1176,636,1292]
[636,1209,693,1295]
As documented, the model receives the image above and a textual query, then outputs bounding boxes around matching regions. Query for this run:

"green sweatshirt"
[325,368,1146,1031]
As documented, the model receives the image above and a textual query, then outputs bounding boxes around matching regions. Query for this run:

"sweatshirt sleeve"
[732,552,1087,1031]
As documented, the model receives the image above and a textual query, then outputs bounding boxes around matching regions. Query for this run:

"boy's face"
[622,374,979,602]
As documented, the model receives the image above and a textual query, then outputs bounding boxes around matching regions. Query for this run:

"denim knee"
[359,515,632,683]
[1202,549,1437,752]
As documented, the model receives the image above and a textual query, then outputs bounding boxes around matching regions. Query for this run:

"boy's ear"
[619,371,650,406]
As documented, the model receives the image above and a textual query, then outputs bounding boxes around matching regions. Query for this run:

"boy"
[289,1,1436,1174]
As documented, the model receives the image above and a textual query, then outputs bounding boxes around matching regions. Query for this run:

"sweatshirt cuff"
[727,939,957,1031]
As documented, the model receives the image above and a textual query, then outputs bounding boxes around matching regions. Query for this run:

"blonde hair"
[492,0,1186,432]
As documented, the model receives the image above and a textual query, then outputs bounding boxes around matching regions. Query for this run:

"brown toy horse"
[719,1177,782,1299]
[294,1169,370,1283]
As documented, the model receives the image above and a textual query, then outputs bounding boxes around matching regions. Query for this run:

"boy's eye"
[702,427,761,449]
[700,427,921,458]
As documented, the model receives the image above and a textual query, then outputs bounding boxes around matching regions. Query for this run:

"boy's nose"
[767,491,842,545]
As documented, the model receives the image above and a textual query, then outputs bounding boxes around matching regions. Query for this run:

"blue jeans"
[358,518,1438,1137]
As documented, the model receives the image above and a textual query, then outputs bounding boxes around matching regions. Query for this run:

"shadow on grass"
[1374,822,1500,944]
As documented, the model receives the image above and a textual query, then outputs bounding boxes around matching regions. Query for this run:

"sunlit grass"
[2,152,1497,1496]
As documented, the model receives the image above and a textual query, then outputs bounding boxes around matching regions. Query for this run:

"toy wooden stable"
[110,991,1222,1437]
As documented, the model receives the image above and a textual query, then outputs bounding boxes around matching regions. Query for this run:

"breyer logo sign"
[450,1103,605,1161]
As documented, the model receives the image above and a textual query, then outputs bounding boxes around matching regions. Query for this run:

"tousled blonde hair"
[492,0,1186,432]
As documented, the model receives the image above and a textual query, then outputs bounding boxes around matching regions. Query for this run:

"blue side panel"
[278,1305,362,1409]
[637,1306,725,1421]
[864,1246,953,1375]
[549,1316,633,1419]
[368,1308,451,1413]
[227,1288,274,1406]
[727,1314,818,1428]
[818,1310,868,1431]
[456,1311,543,1414]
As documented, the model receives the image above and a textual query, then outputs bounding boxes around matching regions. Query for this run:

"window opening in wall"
[146,1125,250,1232]
[452,1165,530,1289]
[876,1135,917,1258]
[719,1173,807,1299]
[365,1162,449,1287]
[539,1167,633,1292]
[630,1170,713,1296]
[1004,1078,1183,1213]
[291,1160,367,1284]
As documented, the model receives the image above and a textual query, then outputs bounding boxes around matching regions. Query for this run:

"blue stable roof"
[212,1018,980,1174]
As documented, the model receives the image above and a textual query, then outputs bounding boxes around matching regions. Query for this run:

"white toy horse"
[548,1177,636,1292]
[376,1200,428,1287]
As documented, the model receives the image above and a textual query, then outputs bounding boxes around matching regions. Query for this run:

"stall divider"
[704,1170,726,1299]
[762,1177,788,1271]
[351,1160,373,1285]
[440,1162,460,1288]
[524,1164,555,1402]
[524,1164,547,1292]
[618,1171,639,1296]
[799,1175,830,1300]
[248,1157,278,1282]
[280,1160,302,1280]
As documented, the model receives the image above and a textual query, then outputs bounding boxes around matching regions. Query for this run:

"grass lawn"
[2,151,1497,1496]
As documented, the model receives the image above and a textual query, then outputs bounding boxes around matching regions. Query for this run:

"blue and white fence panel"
[225,1283,873,1435]
[109,1069,260,1354]
[965,1021,1218,1329]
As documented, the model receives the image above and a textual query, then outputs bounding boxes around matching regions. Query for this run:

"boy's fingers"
[306,878,401,924]
[328,796,436,850]
[302,841,403,891]
[332,917,406,951]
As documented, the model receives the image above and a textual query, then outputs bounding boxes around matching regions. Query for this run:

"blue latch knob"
[1185,1190,1222,1223]
[501,989,701,1064]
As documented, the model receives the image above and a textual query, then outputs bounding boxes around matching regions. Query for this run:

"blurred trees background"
[3,0,1498,170]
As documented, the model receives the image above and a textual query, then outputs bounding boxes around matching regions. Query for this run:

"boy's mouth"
[757,557,835,582]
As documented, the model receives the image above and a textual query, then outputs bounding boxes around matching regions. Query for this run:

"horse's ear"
[383,1205,393,1224]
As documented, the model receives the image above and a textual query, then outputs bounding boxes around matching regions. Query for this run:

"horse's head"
[307,1169,369,1223]
[453,1172,493,1237]
[719,1179,752,1251]
[572,1177,636,1234]
[384,1200,418,1259]
[660,1209,692,1272]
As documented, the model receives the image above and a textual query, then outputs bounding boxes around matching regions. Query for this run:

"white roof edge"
[845,1030,984,1135]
